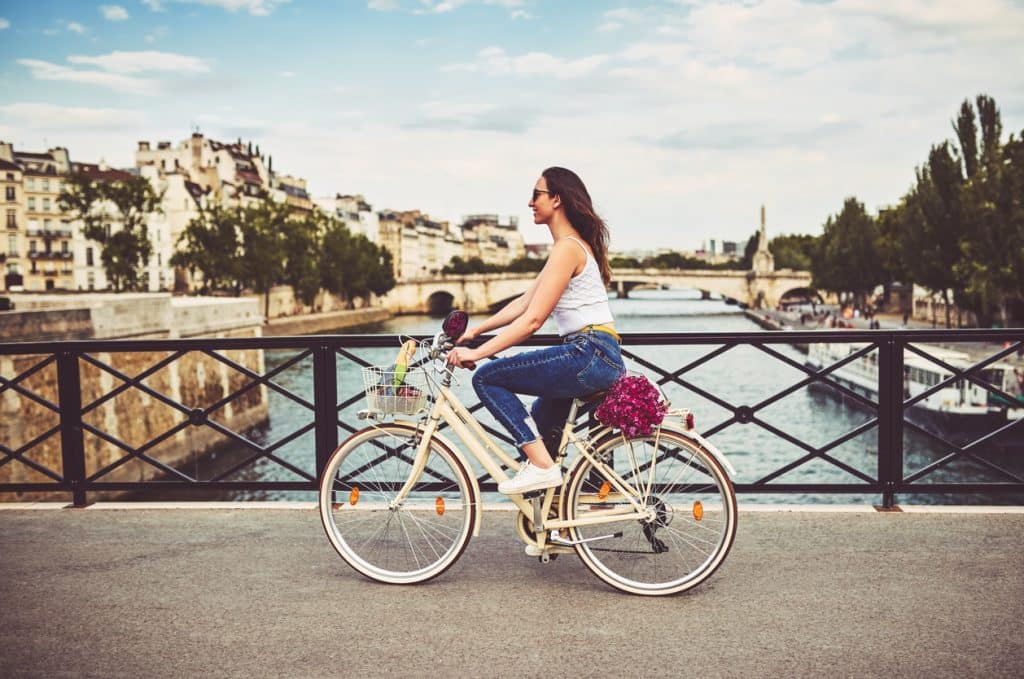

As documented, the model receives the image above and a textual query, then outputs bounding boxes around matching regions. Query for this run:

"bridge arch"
[427,290,456,316]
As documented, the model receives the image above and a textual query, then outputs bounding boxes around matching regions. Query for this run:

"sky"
[0,0,1022,250]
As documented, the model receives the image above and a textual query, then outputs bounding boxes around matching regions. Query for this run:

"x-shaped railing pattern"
[1,329,1021,506]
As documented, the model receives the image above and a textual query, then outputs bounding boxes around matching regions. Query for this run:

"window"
[86,247,93,266]
[43,219,52,231]
[42,179,50,192]
[5,172,13,181]
[61,241,69,254]
[6,210,14,229]
[25,177,34,191]
[27,219,38,232]
[29,240,37,254]
[87,271,95,290]
[4,186,14,201]
[42,197,51,212]
[8,234,16,254]
[27,197,35,211]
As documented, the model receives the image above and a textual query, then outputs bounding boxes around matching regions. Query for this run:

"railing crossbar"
[201,348,316,413]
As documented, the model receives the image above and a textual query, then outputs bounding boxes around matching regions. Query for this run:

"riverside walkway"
[1,505,1022,678]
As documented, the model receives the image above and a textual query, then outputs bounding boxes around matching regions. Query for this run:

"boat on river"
[806,342,1024,441]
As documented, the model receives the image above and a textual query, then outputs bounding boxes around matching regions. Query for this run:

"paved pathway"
[1,507,1022,678]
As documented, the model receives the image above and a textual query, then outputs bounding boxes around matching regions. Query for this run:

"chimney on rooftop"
[0,141,13,162]
[138,141,150,151]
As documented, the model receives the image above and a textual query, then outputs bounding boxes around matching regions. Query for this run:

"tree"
[768,233,818,271]
[281,211,322,306]
[236,200,288,319]
[320,219,395,307]
[812,197,886,306]
[170,205,242,293]
[950,95,1023,326]
[59,172,162,291]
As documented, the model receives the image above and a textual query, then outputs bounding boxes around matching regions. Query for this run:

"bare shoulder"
[548,238,588,274]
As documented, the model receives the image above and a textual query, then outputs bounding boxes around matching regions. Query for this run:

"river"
[157,289,1022,504]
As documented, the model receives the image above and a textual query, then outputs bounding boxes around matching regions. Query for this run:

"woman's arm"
[462,276,540,339]
[449,240,582,366]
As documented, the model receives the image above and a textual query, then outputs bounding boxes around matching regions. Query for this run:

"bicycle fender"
[392,420,484,538]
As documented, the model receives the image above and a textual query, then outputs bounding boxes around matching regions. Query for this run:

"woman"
[447,167,624,495]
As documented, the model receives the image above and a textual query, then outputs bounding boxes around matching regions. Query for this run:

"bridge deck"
[1,506,1021,678]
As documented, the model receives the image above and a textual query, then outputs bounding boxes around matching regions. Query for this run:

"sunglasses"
[531,188,553,202]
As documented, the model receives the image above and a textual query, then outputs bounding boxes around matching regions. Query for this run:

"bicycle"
[318,311,738,596]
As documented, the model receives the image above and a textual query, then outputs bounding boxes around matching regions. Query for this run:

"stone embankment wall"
[0,294,267,500]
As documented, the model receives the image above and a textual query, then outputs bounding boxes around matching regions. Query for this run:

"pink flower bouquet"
[595,374,668,438]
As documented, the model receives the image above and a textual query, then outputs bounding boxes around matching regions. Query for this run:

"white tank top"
[552,237,614,336]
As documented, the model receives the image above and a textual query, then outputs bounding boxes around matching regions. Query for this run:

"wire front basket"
[362,366,430,415]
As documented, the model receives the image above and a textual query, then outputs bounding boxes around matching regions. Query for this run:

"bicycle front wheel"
[318,423,476,584]
[563,429,737,596]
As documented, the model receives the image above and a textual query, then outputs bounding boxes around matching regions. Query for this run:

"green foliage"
[171,199,395,310]
[809,94,1023,326]
[170,205,241,292]
[320,218,395,306]
[58,172,162,291]
[812,197,886,304]
[768,234,817,271]
[441,256,544,274]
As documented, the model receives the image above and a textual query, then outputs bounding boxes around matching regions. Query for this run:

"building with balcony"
[1,157,24,292]
[0,143,76,292]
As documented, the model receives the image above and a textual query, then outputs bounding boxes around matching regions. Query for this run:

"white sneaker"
[524,544,543,557]
[498,462,562,495]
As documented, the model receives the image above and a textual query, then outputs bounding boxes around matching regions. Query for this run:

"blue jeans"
[471,330,625,453]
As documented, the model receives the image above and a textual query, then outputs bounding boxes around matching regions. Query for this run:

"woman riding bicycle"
[446,167,625,495]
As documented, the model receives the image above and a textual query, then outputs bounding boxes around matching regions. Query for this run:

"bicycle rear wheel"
[319,423,476,584]
[563,429,737,596]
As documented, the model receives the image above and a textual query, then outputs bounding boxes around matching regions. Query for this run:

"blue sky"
[1,0,1022,250]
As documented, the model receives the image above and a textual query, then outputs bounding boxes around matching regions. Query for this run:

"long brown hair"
[542,166,612,285]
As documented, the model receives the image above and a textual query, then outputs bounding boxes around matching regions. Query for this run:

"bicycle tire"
[563,429,737,596]
[318,422,476,584]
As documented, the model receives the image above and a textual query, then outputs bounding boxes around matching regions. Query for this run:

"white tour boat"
[806,341,1024,441]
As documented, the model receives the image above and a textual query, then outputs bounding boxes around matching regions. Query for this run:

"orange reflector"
[436,496,445,516]
[693,500,703,521]
[598,480,611,500]
[349,487,360,506]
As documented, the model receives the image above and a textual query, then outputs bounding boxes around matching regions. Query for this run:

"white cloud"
[510,10,533,19]
[67,50,210,74]
[597,22,621,33]
[368,0,399,9]
[0,18,9,30]
[18,59,158,95]
[144,26,169,42]
[100,5,129,21]
[141,0,289,16]
[603,8,644,22]
[0,102,141,129]
[67,22,87,33]
[443,46,609,79]
[280,70,296,78]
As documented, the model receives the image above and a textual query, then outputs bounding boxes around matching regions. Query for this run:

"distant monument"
[752,205,775,275]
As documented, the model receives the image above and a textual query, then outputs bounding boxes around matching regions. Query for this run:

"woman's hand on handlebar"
[446,347,478,370]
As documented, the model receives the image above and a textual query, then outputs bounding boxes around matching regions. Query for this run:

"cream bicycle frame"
[389,375,657,537]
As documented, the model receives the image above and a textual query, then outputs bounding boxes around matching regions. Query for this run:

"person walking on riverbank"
[446,167,625,495]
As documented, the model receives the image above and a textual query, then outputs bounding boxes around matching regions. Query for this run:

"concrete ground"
[1,505,1022,679]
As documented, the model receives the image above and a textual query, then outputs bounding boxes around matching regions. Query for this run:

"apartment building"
[317,193,379,242]
[460,214,524,267]
[0,143,76,292]
[376,209,468,280]
[135,132,313,291]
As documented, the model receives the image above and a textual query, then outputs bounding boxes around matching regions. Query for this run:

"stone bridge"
[382,269,814,314]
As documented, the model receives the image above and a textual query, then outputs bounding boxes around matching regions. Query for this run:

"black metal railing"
[1,329,1021,507]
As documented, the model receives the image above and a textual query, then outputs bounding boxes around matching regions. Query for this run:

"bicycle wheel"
[563,429,737,596]
[319,423,476,584]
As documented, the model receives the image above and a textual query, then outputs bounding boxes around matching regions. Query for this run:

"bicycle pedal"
[521,490,546,500]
